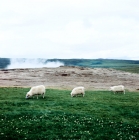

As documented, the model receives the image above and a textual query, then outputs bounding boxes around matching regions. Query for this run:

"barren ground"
[0,66,139,91]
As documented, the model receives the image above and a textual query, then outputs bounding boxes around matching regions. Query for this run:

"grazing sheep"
[70,86,85,97]
[110,85,125,94]
[26,85,45,99]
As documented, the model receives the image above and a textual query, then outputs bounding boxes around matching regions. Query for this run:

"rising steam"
[7,58,64,69]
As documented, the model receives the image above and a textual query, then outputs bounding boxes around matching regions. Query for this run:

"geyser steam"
[7,58,64,69]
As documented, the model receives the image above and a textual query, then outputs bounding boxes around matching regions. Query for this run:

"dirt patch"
[0,66,139,91]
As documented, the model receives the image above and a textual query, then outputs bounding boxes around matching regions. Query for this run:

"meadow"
[0,87,139,139]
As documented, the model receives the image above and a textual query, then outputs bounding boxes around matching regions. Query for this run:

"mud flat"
[0,66,139,91]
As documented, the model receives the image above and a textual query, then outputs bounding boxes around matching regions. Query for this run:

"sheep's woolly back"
[110,85,124,91]
[30,85,45,95]
[110,85,125,94]
[71,86,85,97]
[26,85,45,98]
[72,86,84,93]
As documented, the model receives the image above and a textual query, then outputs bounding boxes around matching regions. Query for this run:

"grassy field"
[0,87,139,139]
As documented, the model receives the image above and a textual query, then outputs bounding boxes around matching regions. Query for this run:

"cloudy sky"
[0,0,139,60]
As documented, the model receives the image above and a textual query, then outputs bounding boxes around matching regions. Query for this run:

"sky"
[0,0,139,60]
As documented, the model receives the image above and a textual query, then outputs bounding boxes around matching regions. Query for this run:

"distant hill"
[0,58,139,73]
[0,58,10,69]
[47,59,139,73]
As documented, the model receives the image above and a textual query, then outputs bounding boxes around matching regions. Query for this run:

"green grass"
[0,87,139,139]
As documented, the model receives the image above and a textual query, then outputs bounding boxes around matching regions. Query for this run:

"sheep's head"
[26,92,32,99]
[70,91,74,97]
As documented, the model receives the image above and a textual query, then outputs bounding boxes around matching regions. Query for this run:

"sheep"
[70,86,85,97]
[109,85,125,94]
[26,85,46,99]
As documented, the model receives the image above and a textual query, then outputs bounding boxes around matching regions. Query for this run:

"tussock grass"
[0,87,139,139]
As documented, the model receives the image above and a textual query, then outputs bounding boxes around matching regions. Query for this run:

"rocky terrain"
[0,66,139,91]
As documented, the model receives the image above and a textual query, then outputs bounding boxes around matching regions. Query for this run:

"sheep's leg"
[123,90,125,94]
[37,95,38,99]
[43,92,45,98]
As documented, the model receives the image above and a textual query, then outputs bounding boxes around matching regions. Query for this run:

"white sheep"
[70,86,85,97]
[26,85,46,99]
[110,85,125,94]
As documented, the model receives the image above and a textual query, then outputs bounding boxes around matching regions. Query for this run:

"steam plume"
[7,58,64,69]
